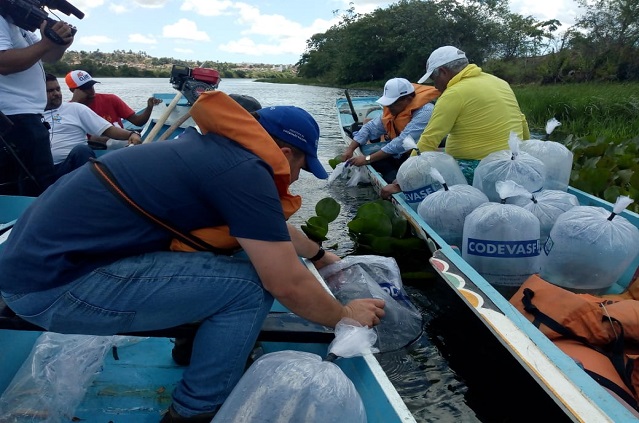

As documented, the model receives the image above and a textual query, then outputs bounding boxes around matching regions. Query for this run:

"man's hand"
[147,97,163,108]
[381,182,401,200]
[39,20,74,47]
[128,132,142,145]
[343,298,386,327]
[341,149,354,162]
[346,155,368,167]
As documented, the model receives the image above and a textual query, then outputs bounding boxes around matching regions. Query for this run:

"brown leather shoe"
[160,405,218,423]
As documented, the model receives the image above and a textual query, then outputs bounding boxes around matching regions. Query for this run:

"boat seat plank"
[0,297,334,343]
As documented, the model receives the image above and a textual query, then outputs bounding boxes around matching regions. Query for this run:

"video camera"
[0,0,84,44]
[170,65,221,105]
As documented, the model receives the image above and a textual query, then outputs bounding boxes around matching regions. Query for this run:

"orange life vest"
[170,91,302,252]
[380,84,439,139]
[510,274,639,410]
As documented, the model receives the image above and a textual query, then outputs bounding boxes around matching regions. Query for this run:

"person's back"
[0,130,278,293]
[429,65,528,160]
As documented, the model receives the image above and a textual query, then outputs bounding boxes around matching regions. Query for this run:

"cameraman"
[0,15,74,196]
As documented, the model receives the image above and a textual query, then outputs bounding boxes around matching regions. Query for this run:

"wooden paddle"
[143,92,183,143]
[157,111,191,141]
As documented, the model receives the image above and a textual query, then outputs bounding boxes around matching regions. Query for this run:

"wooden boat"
[336,93,639,422]
[0,97,416,422]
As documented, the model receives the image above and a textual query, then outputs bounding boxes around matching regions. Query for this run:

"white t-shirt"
[44,102,112,164]
[0,16,47,115]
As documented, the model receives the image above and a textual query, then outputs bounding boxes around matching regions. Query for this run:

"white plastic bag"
[473,132,546,202]
[213,319,375,423]
[417,168,489,247]
[396,151,467,211]
[328,162,370,187]
[319,255,423,352]
[540,196,639,290]
[462,181,541,287]
[505,183,579,244]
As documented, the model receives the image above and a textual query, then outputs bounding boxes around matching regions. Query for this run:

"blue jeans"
[54,144,96,179]
[1,251,274,417]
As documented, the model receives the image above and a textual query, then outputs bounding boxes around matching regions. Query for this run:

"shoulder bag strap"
[89,159,231,255]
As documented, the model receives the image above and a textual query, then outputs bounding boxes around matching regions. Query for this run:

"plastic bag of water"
[473,132,546,202]
[506,185,579,245]
[519,139,573,191]
[396,151,467,211]
[213,319,375,423]
[540,196,639,291]
[417,168,489,248]
[319,255,423,352]
[462,181,541,287]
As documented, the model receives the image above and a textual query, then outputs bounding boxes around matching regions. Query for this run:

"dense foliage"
[296,0,639,86]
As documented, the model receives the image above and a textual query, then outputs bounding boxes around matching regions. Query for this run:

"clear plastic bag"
[519,139,573,191]
[213,319,375,423]
[328,162,370,187]
[396,152,467,211]
[540,196,639,290]
[417,169,489,247]
[473,133,546,202]
[319,255,423,352]
[0,333,143,423]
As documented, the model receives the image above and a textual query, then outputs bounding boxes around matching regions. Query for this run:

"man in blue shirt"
[342,77,439,182]
[0,93,385,423]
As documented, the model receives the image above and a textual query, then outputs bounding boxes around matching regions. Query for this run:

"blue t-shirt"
[0,129,290,294]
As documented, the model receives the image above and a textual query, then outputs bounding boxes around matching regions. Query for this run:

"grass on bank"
[513,82,639,141]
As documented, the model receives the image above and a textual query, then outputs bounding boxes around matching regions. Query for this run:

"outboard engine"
[169,65,221,105]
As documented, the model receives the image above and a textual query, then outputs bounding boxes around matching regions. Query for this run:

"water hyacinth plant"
[301,197,341,243]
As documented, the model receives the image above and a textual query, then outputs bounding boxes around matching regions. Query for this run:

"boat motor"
[169,65,221,105]
[0,0,84,44]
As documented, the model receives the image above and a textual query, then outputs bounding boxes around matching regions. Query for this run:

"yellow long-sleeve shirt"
[416,64,530,160]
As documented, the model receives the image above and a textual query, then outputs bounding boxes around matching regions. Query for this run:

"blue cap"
[256,106,328,179]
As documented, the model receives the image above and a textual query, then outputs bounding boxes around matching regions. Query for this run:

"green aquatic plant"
[347,200,424,255]
[328,155,343,170]
[565,134,639,212]
[301,197,341,243]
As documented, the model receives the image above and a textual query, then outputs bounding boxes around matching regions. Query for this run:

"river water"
[57,78,557,422]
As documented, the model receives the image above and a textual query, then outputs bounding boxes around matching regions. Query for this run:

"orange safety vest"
[510,274,639,411]
[170,91,302,252]
[380,84,439,139]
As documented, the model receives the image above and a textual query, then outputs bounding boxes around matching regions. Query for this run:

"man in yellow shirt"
[382,46,530,198]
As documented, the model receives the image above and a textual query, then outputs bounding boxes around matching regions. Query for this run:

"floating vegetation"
[301,197,341,244]
[564,134,639,212]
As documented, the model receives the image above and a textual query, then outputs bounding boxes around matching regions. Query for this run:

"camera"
[170,65,221,105]
[0,0,84,44]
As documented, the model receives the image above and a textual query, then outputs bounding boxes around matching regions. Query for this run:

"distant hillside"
[44,49,297,79]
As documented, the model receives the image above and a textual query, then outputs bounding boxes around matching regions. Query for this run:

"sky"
[50,0,583,65]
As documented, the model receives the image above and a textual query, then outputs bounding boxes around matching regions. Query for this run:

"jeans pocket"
[47,291,136,335]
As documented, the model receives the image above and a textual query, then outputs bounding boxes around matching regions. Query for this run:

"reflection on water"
[76,78,556,422]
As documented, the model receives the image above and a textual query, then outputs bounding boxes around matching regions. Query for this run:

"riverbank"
[259,77,639,141]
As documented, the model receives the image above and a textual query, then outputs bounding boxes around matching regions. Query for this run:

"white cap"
[417,46,467,83]
[376,78,415,106]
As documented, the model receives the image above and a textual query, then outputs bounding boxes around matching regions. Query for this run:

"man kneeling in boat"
[44,73,142,179]
[0,92,385,423]
[381,46,530,199]
[343,77,439,182]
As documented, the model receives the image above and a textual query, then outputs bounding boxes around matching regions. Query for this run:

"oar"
[345,89,359,125]
[157,111,191,141]
[143,92,183,143]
